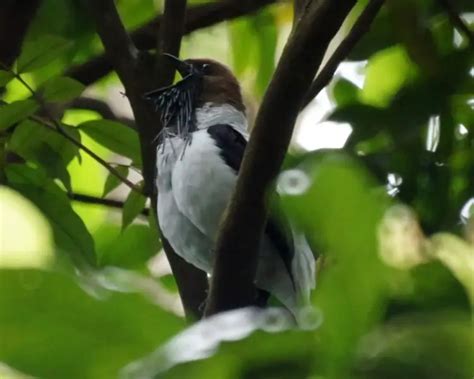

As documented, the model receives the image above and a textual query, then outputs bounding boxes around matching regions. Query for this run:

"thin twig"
[4,68,143,194]
[69,192,150,216]
[301,0,384,108]
[30,114,143,193]
[437,0,474,47]
[68,96,136,129]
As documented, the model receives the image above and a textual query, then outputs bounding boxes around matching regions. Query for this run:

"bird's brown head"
[183,58,245,113]
[144,54,244,138]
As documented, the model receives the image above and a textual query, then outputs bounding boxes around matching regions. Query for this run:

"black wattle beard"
[144,73,202,144]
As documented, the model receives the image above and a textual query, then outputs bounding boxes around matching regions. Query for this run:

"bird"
[145,54,316,315]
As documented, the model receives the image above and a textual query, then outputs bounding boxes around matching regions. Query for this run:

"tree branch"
[69,192,150,216]
[86,0,208,321]
[293,0,310,27]
[152,0,210,322]
[155,0,187,84]
[0,0,42,184]
[0,0,42,68]
[68,96,135,129]
[83,0,139,88]
[3,67,143,194]
[301,0,384,108]
[437,0,474,47]
[31,114,142,193]
[205,0,357,316]
[67,0,276,86]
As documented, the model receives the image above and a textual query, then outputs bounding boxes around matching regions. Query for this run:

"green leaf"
[428,233,474,305]
[229,8,277,98]
[17,34,73,73]
[0,269,183,378]
[361,45,418,107]
[328,103,389,145]
[331,78,359,106]
[94,223,159,268]
[0,100,39,131]
[78,120,142,166]
[102,166,129,197]
[122,188,147,230]
[42,76,85,102]
[9,120,80,189]
[280,154,390,378]
[0,70,14,86]
[252,9,277,97]
[6,164,96,266]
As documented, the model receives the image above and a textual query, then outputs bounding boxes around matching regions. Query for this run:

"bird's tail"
[291,229,317,306]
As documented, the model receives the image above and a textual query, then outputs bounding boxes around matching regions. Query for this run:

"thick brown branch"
[205,0,357,316]
[437,0,474,46]
[67,0,275,86]
[0,0,41,68]
[84,0,139,87]
[302,0,384,108]
[86,0,208,321]
[293,0,309,27]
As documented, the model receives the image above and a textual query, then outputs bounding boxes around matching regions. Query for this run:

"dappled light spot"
[378,205,428,269]
[276,169,311,196]
[0,186,54,268]
[120,307,297,378]
[459,197,473,224]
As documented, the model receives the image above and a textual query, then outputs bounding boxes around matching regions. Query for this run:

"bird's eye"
[201,63,210,73]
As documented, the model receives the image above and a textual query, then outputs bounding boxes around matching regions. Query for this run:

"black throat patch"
[144,74,202,141]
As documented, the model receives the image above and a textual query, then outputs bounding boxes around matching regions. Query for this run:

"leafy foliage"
[0,0,472,378]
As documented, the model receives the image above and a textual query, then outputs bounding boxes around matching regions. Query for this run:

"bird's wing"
[171,123,295,284]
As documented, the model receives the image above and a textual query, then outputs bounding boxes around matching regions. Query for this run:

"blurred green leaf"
[252,9,277,97]
[0,100,39,131]
[117,0,157,29]
[0,70,14,86]
[78,120,142,166]
[0,269,183,379]
[281,154,390,378]
[229,8,277,98]
[122,188,147,230]
[428,233,474,305]
[329,103,389,146]
[17,35,73,73]
[331,78,359,106]
[6,164,96,266]
[102,166,129,197]
[361,45,418,107]
[42,77,85,102]
[356,313,474,379]
[94,223,158,269]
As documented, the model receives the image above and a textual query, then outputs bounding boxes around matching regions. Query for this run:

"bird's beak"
[162,53,193,77]
[142,54,194,102]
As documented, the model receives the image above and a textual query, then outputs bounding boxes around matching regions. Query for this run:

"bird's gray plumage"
[148,55,315,315]
[155,103,315,314]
